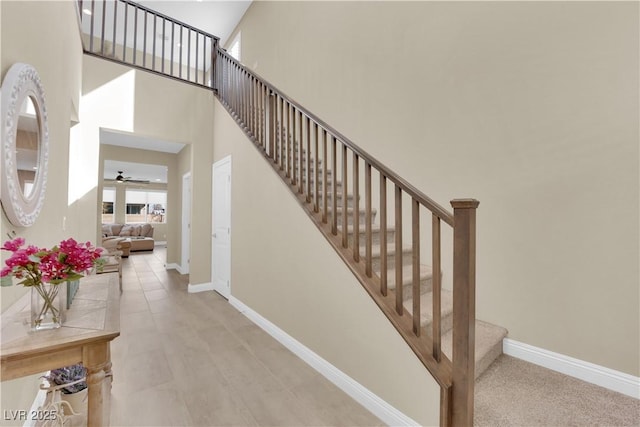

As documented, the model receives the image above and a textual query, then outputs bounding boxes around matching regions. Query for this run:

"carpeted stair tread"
[441,319,508,379]
[383,263,433,287]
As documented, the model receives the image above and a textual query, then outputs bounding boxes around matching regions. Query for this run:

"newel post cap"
[450,199,480,209]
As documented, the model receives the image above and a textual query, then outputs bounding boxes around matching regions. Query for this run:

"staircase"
[298,145,508,382]
[76,1,508,424]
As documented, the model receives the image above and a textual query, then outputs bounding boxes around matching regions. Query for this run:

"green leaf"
[65,273,84,282]
[0,276,14,287]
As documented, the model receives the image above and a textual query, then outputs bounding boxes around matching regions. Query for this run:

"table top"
[1,273,120,363]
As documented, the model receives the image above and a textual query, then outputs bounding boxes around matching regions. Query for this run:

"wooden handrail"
[216,50,454,226]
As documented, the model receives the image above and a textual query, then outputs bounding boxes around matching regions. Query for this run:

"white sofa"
[102,223,155,253]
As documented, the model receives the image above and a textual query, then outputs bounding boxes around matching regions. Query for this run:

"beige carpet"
[475,355,640,426]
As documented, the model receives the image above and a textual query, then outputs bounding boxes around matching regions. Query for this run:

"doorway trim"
[180,172,191,274]
[211,155,232,299]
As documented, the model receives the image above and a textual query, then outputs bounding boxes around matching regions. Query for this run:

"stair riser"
[322,194,356,208]
[301,179,343,192]
[392,276,433,301]
[371,249,413,271]
[422,311,453,337]
[348,228,395,248]
[335,210,377,227]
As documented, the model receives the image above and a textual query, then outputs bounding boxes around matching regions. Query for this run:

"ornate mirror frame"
[1,63,49,227]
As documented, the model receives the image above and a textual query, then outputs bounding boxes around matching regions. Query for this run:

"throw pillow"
[140,223,152,237]
[119,225,135,236]
[101,224,113,236]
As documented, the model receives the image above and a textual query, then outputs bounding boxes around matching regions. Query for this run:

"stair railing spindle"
[291,106,297,186]
[252,79,257,141]
[352,153,360,262]
[306,117,311,203]
[186,29,190,80]
[134,6,139,65]
[113,1,119,59]
[322,129,328,223]
[245,71,249,124]
[341,144,348,248]
[260,83,265,147]
[286,101,291,177]
[432,213,442,361]
[395,185,403,313]
[123,3,129,61]
[379,175,388,295]
[152,15,156,70]
[178,25,182,77]
[268,93,276,160]
[279,96,284,170]
[194,30,198,83]
[89,0,95,52]
[314,123,319,213]
[298,111,304,194]
[100,0,106,55]
[365,162,372,277]
[331,136,338,235]
[412,199,421,336]
[203,33,207,84]
[143,10,149,67]
[169,21,174,74]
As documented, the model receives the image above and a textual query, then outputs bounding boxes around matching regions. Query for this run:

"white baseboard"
[165,263,189,275]
[187,282,214,293]
[165,263,180,271]
[503,338,640,399]
[229,297,420,427]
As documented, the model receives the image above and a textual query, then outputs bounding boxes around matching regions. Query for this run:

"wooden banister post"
[450,198,479,427]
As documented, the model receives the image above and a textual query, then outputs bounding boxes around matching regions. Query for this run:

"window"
[228,32,241,61]
[102,188,115,223]
[125,189,167,223]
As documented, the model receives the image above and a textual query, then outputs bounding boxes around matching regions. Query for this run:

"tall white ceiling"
[138,0,251,46]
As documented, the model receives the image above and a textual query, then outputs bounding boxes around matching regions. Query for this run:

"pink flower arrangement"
[1,237,103,287]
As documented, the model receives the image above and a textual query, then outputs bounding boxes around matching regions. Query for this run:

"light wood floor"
[109,247,383,427]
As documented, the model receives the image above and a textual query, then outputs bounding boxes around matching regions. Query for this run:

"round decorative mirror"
[1,63,49,227]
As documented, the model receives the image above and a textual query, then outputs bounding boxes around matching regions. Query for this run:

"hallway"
[109,247,383,426]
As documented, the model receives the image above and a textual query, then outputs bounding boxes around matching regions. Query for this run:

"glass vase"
[31,282,62,331]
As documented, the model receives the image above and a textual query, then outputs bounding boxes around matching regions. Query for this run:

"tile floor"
[108,247,383,427]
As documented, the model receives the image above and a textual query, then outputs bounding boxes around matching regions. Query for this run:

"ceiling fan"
[111,170,149,184]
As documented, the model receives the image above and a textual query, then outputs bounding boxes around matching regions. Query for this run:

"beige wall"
[0,1,85,421]
[231,1,639,377]
[212,99,441,425]
[82,55,214,284]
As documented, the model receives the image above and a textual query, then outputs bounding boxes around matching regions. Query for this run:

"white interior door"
[181,173,191,274]
[212,156,231,299]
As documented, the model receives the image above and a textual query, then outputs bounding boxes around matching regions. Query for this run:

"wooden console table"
[1,273,120,426]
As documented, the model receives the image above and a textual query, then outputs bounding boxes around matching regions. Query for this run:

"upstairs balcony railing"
[77,0,218,89]
[75,2,479,425]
